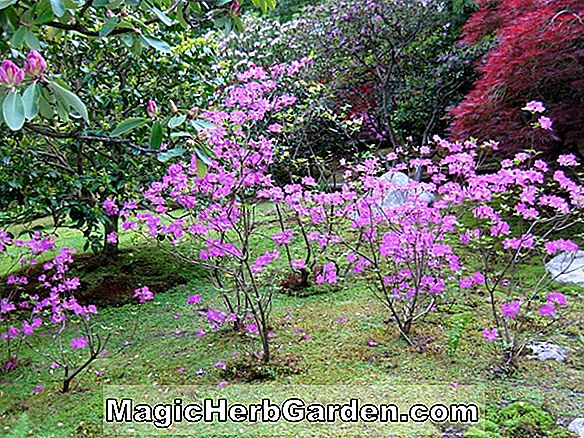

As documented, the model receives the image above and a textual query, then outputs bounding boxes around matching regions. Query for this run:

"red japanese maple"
[449,0,584,156]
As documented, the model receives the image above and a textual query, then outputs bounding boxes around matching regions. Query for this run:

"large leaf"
[2,92,25,131]
[111,117,147,136]
[157,148,185,162]
[139,35,172,53]
[50,0,66,17]
[168,114,186,128]
[150,6,174,26]
[0,0,16,10]
[22,82,40,120]
[49,81,89,121]
[149,121,163,149]
[191,119,215,132]
[99,17,119,37]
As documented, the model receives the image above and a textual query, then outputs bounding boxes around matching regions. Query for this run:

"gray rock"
[378,171,435,209]
[526,342,569,362]
[568,418,584,438]
[545,251,584,287]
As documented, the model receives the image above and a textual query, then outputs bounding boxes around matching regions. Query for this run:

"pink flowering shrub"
[266,103,581,366]
[0,232,153,391]
[130,62,315,363]
[265,158,466,344]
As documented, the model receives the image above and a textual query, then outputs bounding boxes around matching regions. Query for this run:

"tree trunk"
[102,214,119,259]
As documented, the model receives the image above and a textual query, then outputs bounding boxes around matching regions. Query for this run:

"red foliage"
[449,0,584,156]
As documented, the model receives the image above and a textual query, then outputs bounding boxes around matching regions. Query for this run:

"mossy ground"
[0,223,582,437]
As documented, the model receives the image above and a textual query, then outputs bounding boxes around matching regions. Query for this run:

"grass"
[0,223,582,437]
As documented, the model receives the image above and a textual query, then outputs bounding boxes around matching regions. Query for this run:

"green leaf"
[139,35,172,53]
[50,0,66,17]
[157,148,184,162]
[0,0,16,10]
[10,26,26,47]
[168,114,186,128]
[195,156,208,178]
[49,81,89,121]
[150,6,174,26]
[22,82,40,120]
[99,17,119,37]
[111,117,147,136]
[170,131,191,139]
[191,119,215,132]
[2,92,25,131]
[24,31,41,51]
[149,121,163,149]
[194,147,211,165]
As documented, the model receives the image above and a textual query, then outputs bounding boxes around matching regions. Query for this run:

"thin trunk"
[102,214,119,259]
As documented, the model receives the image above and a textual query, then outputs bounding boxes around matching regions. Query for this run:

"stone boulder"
[526,342,569,362]
[568,418,584,438]
[378,171,435,210]
[545,251,584,287]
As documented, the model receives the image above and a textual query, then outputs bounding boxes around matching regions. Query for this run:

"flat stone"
[526,342,569,362]
[568,418,584,438]
[545,251,584,287]
[378,171,435,209]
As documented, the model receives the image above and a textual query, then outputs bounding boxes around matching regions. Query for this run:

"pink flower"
[538,304,555,317]
[106,232,118,244]
[547,292,567,307]
[24,50,47,77]
[32,385,43,395]
[482,328,498,342]
[71,337,88,350]
[337,317,346,324]
[217,381,228,387]
[146,99,158,118]
[133,286,154,303]
[187,294,202,305]
[538,116,553,131]
[267,123,283,133]
[215,361,226,368]
[523,101,545,113]
[177,368,186,373]
[103,198,119,216]
[0,60,24,88]
[558,154,577,167]
[50,362,60,369]
[544,239,578,255]
[367,339,378,347]
[315,262,337,284]
[272,229,293,246]
[500,301,520,319]
[291,259,306,270]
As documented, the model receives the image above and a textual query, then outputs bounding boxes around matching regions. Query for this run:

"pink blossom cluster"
[0,51,47,88]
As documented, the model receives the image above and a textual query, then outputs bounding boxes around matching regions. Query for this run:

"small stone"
[568,418,584,438]
[545,250,584,287]
[378,171,435,209]
[526,342,569,362]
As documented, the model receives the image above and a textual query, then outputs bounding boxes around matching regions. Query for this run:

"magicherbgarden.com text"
[105,397,480,429]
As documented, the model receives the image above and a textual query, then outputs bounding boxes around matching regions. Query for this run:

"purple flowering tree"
[130,61,312,363]
[0,232,153,391]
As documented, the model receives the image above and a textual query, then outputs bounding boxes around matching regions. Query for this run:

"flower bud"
[24,50,47,77]
[231,0,240,14]
[146,99,158,118]
[0,60,25,88]
[169,99,178,114]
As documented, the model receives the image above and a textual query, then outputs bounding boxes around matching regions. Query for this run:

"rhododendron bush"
[123,74,582,370]
[125,61,322,363]
[0,232,152,391]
